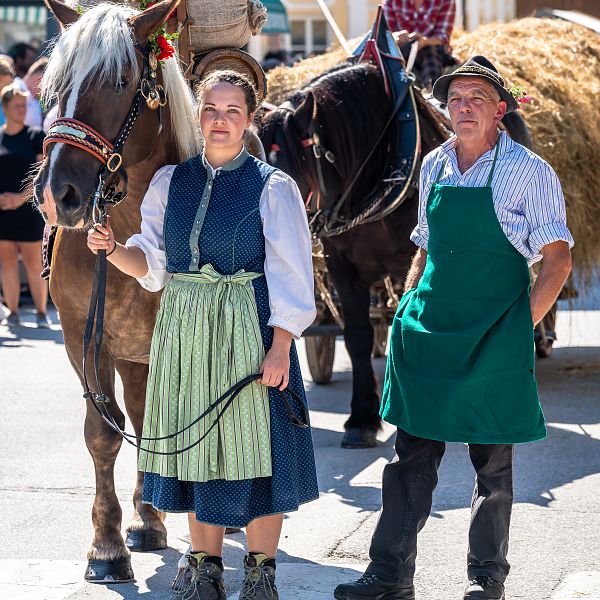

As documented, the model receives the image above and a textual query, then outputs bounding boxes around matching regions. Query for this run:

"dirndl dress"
[134,150,319,527]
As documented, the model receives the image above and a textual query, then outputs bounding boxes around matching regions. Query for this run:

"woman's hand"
[260,327,293,391]
[87,217,116,255]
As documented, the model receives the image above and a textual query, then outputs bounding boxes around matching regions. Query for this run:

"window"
[289,19,329,57]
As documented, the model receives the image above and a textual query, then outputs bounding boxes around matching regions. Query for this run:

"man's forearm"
[404,248,427,293]
[530,242,572,326]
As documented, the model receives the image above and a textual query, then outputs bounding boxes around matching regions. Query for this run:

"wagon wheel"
[305,335,336,384]
[534,302,557,359]
[372,318,388,358]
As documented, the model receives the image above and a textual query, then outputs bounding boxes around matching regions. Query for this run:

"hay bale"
[267,18,600,274]
[452,18,600,275]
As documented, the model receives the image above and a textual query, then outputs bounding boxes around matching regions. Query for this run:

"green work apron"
[381,144,546,444]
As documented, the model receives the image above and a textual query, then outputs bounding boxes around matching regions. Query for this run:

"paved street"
[1,294,600,600]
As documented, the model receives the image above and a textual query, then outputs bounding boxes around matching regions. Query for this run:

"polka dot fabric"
[142,153,319,527]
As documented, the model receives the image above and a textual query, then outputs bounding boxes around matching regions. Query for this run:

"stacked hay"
[267,18,600,274]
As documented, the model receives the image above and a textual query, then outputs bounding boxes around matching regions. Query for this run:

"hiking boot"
[171,552,226,600]
[463,576,505,599]
[239,553,278,600]
[334,572,415,600]
[1,312,20,327]
[36,312,52,328]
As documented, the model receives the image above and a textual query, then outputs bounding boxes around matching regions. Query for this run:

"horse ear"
[44,0,81,29]
[128,0,180,44]
[290,90,316,135]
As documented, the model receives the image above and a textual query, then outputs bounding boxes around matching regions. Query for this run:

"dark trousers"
[367,428,514,584]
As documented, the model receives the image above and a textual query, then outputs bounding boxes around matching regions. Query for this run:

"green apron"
[139,264,272,482]
[381,144,546,444]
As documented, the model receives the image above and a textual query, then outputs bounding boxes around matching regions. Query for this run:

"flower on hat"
[510,86,532,107]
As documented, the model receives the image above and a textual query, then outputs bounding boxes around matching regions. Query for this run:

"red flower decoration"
[155,34,175,61]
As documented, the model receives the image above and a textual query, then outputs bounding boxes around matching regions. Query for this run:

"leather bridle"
[43,45,166,219]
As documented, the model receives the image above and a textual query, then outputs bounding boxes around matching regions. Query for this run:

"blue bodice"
[163,150,276,275]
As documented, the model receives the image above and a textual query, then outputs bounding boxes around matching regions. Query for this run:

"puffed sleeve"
[125,164,175,292]
[260,170,317,339]
[523,160,574,262]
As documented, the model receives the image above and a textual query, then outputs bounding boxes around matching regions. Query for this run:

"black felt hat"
[432,55,518,113]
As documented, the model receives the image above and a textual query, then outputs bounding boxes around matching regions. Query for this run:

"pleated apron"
[138,264,273,482]
[381,144,546,444]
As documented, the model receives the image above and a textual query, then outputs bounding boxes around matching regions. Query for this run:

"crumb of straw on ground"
[267,18,600,279]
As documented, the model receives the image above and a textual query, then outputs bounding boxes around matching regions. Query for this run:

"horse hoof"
[125,529,167,552]
[341,427,378,449]
[84,557,134,583]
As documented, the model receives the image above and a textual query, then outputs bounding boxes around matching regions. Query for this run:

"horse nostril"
[55,183,80,208]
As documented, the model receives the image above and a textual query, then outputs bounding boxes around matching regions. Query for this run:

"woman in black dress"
[0,83,49,327]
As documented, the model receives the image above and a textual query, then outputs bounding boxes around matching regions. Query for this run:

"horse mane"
[262,62,393,212]
[307,62,392,184]
[41,3,200,161]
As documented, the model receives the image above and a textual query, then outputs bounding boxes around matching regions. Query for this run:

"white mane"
[41,2,201,161]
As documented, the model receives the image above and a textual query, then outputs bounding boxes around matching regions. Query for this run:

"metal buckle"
[106,153,123,173]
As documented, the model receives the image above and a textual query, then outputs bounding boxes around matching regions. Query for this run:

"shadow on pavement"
[306,345,600,515]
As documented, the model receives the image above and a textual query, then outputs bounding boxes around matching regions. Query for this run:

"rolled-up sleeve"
[523,161,574,262]
[125,165,175,292]
[261,170,317,339]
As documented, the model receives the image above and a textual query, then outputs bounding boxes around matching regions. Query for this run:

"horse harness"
[268,8,420,239]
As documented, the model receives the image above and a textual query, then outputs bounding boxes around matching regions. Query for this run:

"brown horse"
[33,0,200,582]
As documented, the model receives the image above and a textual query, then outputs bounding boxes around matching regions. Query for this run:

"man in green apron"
[335,56,573,600]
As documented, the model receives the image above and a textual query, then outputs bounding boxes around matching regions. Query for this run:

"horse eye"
[116,79,129,89]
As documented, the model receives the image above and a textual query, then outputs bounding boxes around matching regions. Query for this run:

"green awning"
[0,5,47,26]
[262,0,289,34]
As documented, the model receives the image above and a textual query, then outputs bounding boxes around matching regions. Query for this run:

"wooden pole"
[315,0,353,55]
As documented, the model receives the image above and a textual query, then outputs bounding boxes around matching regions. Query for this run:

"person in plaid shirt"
[384,0,456,89]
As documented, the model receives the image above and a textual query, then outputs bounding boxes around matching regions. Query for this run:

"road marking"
[552,572,600,599]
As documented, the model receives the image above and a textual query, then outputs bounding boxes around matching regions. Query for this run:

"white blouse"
[126,157,317,339]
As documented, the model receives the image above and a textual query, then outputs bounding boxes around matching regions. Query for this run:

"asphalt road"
[1,296,599,600]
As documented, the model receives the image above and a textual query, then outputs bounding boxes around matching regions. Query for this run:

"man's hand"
[530,241,572,326]
[0,192,27,210]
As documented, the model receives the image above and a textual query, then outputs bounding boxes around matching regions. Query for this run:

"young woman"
[0,83,50,328]
[87,70,319,600]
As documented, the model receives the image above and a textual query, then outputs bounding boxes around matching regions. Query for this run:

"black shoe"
[334,572,415,600]
[463,576,505,599]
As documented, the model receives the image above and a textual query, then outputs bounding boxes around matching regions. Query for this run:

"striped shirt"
[411,131,574,265]
[383,0,456,44]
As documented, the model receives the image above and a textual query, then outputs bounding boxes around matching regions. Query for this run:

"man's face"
[26,71,43,98]
[447,77,507,143]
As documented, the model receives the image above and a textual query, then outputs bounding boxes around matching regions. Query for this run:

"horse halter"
[42,46,166,219]
[268,98,336,214]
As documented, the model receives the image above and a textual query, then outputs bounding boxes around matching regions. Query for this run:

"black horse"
[259,61,534,448]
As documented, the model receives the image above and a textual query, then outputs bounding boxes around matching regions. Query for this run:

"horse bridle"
[268,76,414,238]
[43,45,166,220]
[48,49,309,454]
[268,98,336,216]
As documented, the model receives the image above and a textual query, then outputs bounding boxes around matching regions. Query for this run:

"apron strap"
[485,141,501,187]
[432,138,501,187]
[433,160,446,184]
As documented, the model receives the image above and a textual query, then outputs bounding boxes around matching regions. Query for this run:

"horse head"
[260,62,393,225]
[33,0,199,228]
